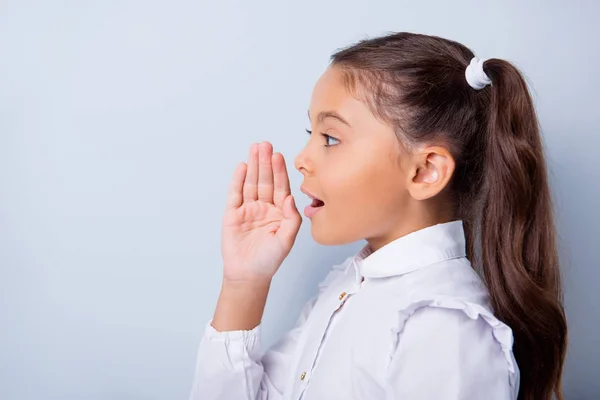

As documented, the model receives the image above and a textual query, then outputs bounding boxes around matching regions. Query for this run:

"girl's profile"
[188,32,567,400]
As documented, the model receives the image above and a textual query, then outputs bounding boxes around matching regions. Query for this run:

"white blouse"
[189,220,520,399]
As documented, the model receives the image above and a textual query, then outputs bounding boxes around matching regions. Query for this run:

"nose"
[294,144,313,176]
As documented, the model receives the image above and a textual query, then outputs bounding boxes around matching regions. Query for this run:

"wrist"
[211,276,271,332]
[222,276,272,293]
[219,278,271,308]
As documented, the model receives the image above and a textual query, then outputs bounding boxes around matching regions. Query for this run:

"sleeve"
[385,301,519,400]
[188,262,348,400]
[188,296,316,400]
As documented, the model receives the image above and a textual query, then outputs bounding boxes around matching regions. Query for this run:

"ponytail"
[480,59,568,400]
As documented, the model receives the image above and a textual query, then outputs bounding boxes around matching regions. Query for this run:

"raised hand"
[220,142,302,283]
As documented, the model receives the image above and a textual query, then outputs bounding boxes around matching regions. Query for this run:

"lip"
[300,185,324,218]
[300,186,322,201]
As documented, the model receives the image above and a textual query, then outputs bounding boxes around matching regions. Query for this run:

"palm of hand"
[221,142,302,282]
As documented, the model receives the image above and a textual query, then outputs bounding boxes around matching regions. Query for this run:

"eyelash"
[305,129,340,147]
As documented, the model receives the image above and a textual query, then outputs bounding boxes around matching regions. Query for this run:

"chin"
[310,222,358,246]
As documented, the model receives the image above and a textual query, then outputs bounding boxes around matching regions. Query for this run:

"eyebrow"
[307,110,352,127]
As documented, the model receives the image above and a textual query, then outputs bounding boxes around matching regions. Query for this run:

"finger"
[272,152,291,209]
[225,162,247,210]
[277,195,302,247]
[243,143,259,203]
[257,142,274,203]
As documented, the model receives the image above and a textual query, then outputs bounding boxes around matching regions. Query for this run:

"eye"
[321,133,340,147]
[305,129,340,147]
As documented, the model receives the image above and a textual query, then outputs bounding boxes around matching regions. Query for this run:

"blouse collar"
[351,220,467,281]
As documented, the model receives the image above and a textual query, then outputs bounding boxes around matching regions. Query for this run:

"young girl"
[189,32,567,400]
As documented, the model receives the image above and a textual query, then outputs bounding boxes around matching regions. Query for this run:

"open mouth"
[311,198,325,208]
[301,187,325,218]
[300,186,325,218]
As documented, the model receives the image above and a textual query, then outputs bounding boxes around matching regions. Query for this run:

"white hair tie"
[465,57,491,90]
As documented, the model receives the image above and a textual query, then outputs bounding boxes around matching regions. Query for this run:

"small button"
[300,371,306,381]
[338,291,347,300]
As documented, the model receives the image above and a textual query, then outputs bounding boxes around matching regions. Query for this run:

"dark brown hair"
[330,32,567,399]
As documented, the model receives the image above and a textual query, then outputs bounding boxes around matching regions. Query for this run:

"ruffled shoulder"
[390,296,519,392]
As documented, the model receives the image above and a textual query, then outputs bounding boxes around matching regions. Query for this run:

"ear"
[407,146,455,201]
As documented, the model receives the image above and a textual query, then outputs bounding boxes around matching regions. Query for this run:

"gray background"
[1,0,598,399]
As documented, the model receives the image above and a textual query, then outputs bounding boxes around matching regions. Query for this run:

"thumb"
[277,195,302,246]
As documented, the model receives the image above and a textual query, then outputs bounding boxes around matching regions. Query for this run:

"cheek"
[322,163,368,205]
[313,162,404,243]
[325,160,398,208]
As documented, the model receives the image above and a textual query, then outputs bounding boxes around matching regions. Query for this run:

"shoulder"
[390,297,519,395]
[394,298,514,354]
[382,257,519,391]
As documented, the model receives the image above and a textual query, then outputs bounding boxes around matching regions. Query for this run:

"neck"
[365,200,455,252]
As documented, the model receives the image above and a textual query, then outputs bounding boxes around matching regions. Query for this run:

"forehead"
[309,65,401,153]
[308,66,372,126]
